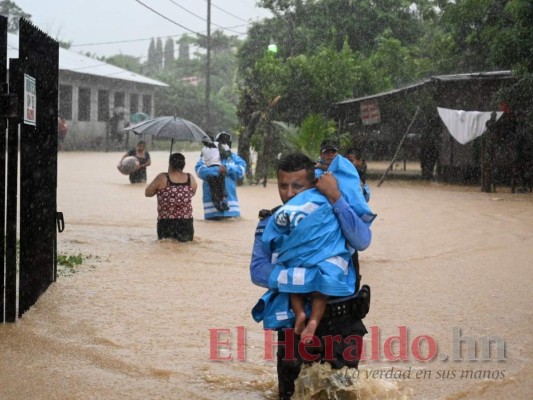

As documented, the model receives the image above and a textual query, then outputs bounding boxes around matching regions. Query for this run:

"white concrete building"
[8,33,168,148]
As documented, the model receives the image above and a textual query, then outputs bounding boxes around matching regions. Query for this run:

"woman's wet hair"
[277,153,315,183]
[169,152,185,171]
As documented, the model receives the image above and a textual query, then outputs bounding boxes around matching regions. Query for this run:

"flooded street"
[0,150,531,399]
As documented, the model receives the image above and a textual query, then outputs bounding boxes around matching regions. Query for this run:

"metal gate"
[1,18,60,322]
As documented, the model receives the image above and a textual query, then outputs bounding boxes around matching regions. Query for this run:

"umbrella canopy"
[130,112,150,125]
[126,116,209,142]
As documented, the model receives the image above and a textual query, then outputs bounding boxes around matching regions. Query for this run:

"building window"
[130,93,139,114]
[114,91,125,109]
[142,94,152,115]
[78,87,91,121]
[59,84,72,120]
[98,90,109,121]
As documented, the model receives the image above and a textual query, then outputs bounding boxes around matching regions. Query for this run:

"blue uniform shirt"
[250,196,372,289]
[195,152,246,219]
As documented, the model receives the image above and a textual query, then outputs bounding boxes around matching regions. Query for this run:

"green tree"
[489,0,533,73]
[238,42,379,177]
[365,30,428,87]
[177,35,193,61]
[147,38,157,74]
[240,42,384,127]
[155,38,163,71]
[257,0,425,56]
[0,0,31,32]
[280,113,338,158]
[164,37,174,70]
[436,0,512,72]
[491,1,533,150]
[105,54,143,74]
[154,73,203,123]
[58,39,72,50]
[151,30,241,135]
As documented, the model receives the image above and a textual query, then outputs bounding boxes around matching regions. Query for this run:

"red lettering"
[264,329,296,361]
[370,325,380,361]
[236,326,246,361]
[209,328,232,361]
[343,334,364,362]
[299,335,321,362]
[322,335,342,361]
[384,326,408,361]
[411,335,437,361]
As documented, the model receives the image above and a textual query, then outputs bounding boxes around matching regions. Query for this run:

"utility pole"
[205,0,211,132]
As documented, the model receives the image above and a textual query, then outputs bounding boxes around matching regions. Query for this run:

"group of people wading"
[124,133,375,400]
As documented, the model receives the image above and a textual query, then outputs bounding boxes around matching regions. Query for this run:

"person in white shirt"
[200,136,230,211]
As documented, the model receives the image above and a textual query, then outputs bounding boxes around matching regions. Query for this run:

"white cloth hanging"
[437,107,503,145]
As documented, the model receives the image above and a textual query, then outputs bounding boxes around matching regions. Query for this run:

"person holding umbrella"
[195,132,247,220]
[126,116,209,154]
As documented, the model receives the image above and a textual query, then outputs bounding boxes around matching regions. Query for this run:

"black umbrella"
[126,116,209,153]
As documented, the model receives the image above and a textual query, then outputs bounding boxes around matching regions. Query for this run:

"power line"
[71,37,163,48]
[71,0,263,49]
[133,0,249,46]
[167,0,245,35]
[71,23,253,48]
[167,0,205,22]
[70,21,251,48]
[207,0,249,23]
[71,34,184,48]
[134,0,248,37]
[63,0,267,59]
[133,0,203,36]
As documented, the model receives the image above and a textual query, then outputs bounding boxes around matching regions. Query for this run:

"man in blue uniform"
[250,153,373,400]
[195,132,247,220]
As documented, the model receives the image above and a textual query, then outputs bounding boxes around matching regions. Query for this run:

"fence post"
[0,15,6,323]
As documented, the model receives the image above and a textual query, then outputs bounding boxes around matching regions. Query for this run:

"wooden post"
[378,107,421,187]
[204,0,211,130]
[480,112,496,192]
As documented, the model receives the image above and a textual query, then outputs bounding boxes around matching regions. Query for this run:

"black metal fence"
[1,18,60,322]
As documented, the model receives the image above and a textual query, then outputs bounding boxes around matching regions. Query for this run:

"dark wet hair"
[320,138,339,153]
[346,147,363,160]
[169,152,185,171]
[277,153,315,184]
[216,131,231,145]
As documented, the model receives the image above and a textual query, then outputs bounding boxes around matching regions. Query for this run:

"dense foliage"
[3,1,530,177]
[0,0,30,32]
[235,0,532,178]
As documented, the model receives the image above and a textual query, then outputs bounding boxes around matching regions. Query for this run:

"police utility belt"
[323,284,371,322]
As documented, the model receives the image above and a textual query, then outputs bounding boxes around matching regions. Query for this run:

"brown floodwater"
[0,151,531,399]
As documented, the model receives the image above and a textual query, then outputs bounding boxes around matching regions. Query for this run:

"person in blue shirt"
[195,132,247,220]
[314,139,339,175]
[315,139,371,202]
[315,139,372,294]
[345,146,370,202]
[250,153,373,400]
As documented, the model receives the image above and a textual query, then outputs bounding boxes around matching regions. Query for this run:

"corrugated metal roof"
[7,33,168,87]
[333,71,514,106]
[335,80,430,105]
[431,70,513,81]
